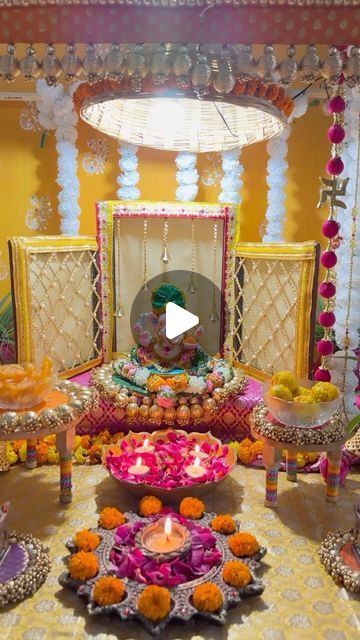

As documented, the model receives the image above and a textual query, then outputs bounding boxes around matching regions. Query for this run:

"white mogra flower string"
[175,152,198,201]
[116,143,140,200]
[263,94,308,242]
[36,80,80,235]
[219,149,243,204]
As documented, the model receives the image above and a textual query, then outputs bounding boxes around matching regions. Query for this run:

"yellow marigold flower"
[228,532,260,557]
[74,435,82,449]
[99,507,125,529]
[192,582,223,612]
[137,585,171,622]
[179,497,205,520]
[311,382,339,402]
[18,443,27,463]
[210,514,236,535]
[222,560,251,588]
[74,529,100,552]
[6,444,18,465]
[93,576,125,606]
[237,447,252,465]
[47,445,59,465]
[296,454,306,468]
[139,496,162,517]
[271,370,297,393]
[68,551,99,581]
[74,447,87,465]
[269,384,293,401]
[43,434,56,446]
[307,452,319,464]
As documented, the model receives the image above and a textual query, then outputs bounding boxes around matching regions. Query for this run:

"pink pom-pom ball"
[322,220,340,238]
[321,251,337,268]
[314,368,332,382]
[326,156,344,176]
[327,95,345,114]
[319,281,336,298]
[319,311,336,328]
[327,124,345,144]
[317,339,334,356]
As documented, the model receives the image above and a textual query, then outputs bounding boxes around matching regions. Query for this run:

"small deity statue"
[0,502,10,562]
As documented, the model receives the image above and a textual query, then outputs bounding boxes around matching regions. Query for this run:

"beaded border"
[0,381,98,436]
[0,532,50,608]
[319,529,360,593]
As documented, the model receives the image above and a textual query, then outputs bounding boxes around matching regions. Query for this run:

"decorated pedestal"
[59,502,266,636]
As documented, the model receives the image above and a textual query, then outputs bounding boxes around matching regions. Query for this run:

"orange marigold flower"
[68,551,99,581]
[89,443,102,464]
[112,432,124,443]
[74,529,100,552]
[93,576,125,606]
[179,497,205,520]
[240,438,252,449]
[137,585,171,622]
[80,435,91,449]
[43,434,56,446]
[249,441,263,460]
[139,495,163,517]
[98,430,111,444]
[228,532,260,557]
[222,560,251,588]
[192,582,223,612]
[99,507,125,529]
[36,442,49,465]
[210,514,236,535]
[237,447,252,465]
[12,439,25,453]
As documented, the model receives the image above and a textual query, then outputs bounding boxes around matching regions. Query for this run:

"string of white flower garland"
[263,94,308,242]
[36,80,80,235]
[332,86,360,416]
[175,152,198,201]
[219,149,243,204]
[116,143,140,200]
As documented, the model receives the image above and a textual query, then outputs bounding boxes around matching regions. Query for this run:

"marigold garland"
[99,507,125,530]
[192,582,223,612]
[179,497,205,520]
[92,576,125,606]
[139,495,163,517]
[74,529,100,552]
[68,551,99,581]
[222,560,251,588]
[228,532,260,557]
[137,585,171,622]
[210,514,236,535]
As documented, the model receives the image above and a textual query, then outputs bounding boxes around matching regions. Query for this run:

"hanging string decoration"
[175,152,198,202]
[333,87,360,416]
[116,143,140,200]
[315,85,348,383]
[219,149,243,204]
[36,79,80,235]
[263,94,308,242]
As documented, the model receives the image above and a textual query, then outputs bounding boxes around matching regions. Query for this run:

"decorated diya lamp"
[189,443,209,460]
[127,456,150,476]
[134,437,155,454]
[135,516,191,563]
[185,456,207,479]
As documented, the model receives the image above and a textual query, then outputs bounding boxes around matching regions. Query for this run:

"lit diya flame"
[135,437,155,454]
[128,456,150,476]
[164,516,172,541]
[190,443,208,460]
[185,456,207,478]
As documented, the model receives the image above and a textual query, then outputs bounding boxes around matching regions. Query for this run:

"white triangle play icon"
[165,302,199,340]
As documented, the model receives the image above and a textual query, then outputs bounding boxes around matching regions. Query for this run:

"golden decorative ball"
[203,398,216,412]
[177,404,190,420]
[212,388,223,402]
[115,393,129,408]
[126,402,139,418]
[139,404,149,419]
[163,407,176,423]
[149,404,163,422]
[190,404,203,419]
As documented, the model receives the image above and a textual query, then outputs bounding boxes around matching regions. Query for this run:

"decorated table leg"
[56,428,75,504]
[0,440,10,471]
[286,451,297,482]
[326,447,342,503]
[26,438,37,469]
[262,444,282,508]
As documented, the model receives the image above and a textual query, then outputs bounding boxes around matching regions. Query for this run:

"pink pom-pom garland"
[316,82,347,381]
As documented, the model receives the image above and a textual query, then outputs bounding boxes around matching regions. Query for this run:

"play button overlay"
[165,302,199,340]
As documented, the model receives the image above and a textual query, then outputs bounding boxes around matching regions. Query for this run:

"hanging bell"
[209,307,219,323]
[160,247,171,264]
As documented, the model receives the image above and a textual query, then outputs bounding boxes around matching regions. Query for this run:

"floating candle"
[185,456,207,479]
[128,456,150,476]
[190,443,208,460]
[139,516,190,557]
[135,437,155,454]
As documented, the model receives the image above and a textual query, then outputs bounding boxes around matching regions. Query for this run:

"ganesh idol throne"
[8,201,319,440]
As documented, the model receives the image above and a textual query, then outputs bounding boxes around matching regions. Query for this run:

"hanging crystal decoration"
[42,44,61,86]
[321,46,343,85]
[61,44,82,83]
[127,44,148,93]
[161,218,171,264]
[83,44,104,84]
[235,45,255,81]
[257,45,277,83]
[192,52,212,96]
[19,46,41,82]
[0,44,20,82]
[142,217,149,291]
[278,45,298,86]
[209,220,219,322]
[299,44,321,82]
[105,44,126,82]
[114,218,125,319]
[344,46,360,88]
[151,43,170,86]
[214,45,235,94]
[187,219,198,294]
[173,45,192,88]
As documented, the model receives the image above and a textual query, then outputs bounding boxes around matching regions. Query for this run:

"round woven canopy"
[80,92,287,153]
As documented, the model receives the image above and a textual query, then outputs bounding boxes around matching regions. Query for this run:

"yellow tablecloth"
[1,464,360,640]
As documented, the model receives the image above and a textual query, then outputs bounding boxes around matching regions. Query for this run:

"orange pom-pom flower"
[99,507,125,529]
[139,495,163,517]
[210,514,236,535]
[68,551,99,581]
[222,560,251,587]
[93,576,125,606]
[137,585,171,622]
[74,529,100,552]
[228,532,260,557]
[192,582,223,612]
[179,497,205,520]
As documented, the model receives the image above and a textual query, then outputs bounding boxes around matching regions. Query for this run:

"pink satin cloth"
[71,370,262,442]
